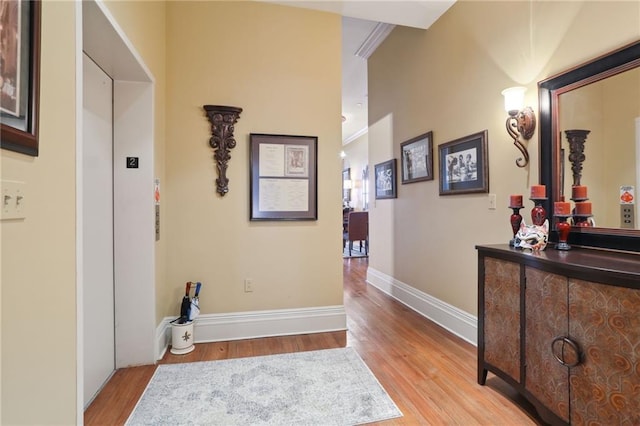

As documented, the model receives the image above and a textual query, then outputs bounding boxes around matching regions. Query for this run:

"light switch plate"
[488,193,497,210]
[1,180,27,220]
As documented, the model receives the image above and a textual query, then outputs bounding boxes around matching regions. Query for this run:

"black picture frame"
[400,131,433,184]
[374,159,397,199]
[438,130,489,195]
[249,133,318,221]
[0,0,41,156]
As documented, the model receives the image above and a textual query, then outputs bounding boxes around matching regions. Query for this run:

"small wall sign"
[126,157,139,169]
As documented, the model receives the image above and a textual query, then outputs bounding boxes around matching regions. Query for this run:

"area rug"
[126,347,402,425]
[343,242,368,258]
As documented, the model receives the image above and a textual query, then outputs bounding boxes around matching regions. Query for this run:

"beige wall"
[368,1,640,315]
[163,1,343,317]
[1,2,77,423]
[1,0,166,423]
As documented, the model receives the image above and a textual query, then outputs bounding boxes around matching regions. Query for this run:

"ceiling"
[266,1,456,144]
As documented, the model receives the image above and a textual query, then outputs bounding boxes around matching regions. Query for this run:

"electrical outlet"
[244,278,254,293]
[488,193,497,210]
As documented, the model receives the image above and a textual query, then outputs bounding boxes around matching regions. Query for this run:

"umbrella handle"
[194,282,202,297]
[185,281,192,296]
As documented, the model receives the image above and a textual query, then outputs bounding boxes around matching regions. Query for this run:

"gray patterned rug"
[126,347,402,425]
[343,242,368,258]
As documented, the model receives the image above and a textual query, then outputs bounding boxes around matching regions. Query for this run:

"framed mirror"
[538,40,640,252]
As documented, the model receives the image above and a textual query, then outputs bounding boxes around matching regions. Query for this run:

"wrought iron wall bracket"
[203,105,243,196]
[505,106,536,168]
[564,129,590,186]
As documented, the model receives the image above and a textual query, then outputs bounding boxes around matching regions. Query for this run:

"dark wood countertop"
[476,244,640,289]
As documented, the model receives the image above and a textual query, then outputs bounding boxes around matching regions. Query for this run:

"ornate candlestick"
[571,190,593,227]
[555,215,571,250]
[203,105,243,196]
[530,197,547,226]
[509,206,523,247]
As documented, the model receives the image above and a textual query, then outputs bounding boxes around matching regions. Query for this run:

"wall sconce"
[502,87,536,168]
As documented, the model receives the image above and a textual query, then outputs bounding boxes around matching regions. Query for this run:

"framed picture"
[250,133,317,220]
[342,168,351,204]
[374,159,397,199]
[400,131,433,184]
[438,130,489,195]
[0,0,41,156]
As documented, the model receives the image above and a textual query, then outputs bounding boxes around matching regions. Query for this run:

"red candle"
[574,201,592,215]
[510,195,523,207]
[530,185,546,198]
[572,185,588,199]
[554,201,571,215]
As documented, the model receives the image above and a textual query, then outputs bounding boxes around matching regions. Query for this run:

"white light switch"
[1,180,27,220]
[488,193,497,210]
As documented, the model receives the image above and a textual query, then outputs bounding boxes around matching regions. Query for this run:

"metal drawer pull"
[551,336,583,367]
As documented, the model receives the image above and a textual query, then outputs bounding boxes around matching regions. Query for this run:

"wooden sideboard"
[476,244,640,425]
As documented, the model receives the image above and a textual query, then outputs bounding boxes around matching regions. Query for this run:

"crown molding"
[343,127,368,145]
[354,22,395,59]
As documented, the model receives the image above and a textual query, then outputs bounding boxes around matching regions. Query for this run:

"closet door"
[483,257,521,383]
[569,279,640,425]
[525,267,569,423]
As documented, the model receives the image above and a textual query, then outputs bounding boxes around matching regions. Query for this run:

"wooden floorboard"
[85,257,543,425]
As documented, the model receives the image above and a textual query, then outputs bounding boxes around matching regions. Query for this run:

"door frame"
[77,0,156,418]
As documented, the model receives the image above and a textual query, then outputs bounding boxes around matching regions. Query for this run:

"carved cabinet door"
[524,267,570,422]
[568,279,640,425]
[483,258,521,383]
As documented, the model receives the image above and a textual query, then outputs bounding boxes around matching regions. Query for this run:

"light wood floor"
[85,257,543,425]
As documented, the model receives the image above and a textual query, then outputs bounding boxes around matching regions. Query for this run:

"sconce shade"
[502,86,526,114]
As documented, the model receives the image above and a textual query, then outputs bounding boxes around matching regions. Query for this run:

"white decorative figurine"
[515,219,549,251]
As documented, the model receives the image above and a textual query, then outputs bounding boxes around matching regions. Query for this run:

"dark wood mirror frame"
[538,40,640,253]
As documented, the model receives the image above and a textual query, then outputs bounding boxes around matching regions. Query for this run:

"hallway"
[85,258,541,425]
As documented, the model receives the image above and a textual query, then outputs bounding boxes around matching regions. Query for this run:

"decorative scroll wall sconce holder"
[564,129,590,186]
[502,87,536,168]
[203,105,243,196]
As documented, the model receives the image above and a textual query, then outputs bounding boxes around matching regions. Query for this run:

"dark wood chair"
[343,211,368,256]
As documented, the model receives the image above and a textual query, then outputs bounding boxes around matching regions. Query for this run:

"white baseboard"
[366,267,478,346]
[156,305,347,359]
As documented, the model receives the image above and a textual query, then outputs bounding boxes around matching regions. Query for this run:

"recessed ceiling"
[262,1,456,143]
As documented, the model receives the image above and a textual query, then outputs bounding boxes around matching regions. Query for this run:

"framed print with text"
[438,130,489,195]
[0,0,41,156]
[250,133,317,220]
[374,158,397,199]
[400,130,433,184]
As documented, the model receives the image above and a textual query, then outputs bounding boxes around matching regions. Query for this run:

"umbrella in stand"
[179,281,192,324]
[189,282,202,321]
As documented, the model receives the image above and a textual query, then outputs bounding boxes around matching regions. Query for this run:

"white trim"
[75,1,84,423]
[155,306,347,358]
[354,22,395,59]
[343,126,368,145]
[366,267,478,346]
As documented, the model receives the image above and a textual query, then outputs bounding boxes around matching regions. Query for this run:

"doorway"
[79,0,156,418]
